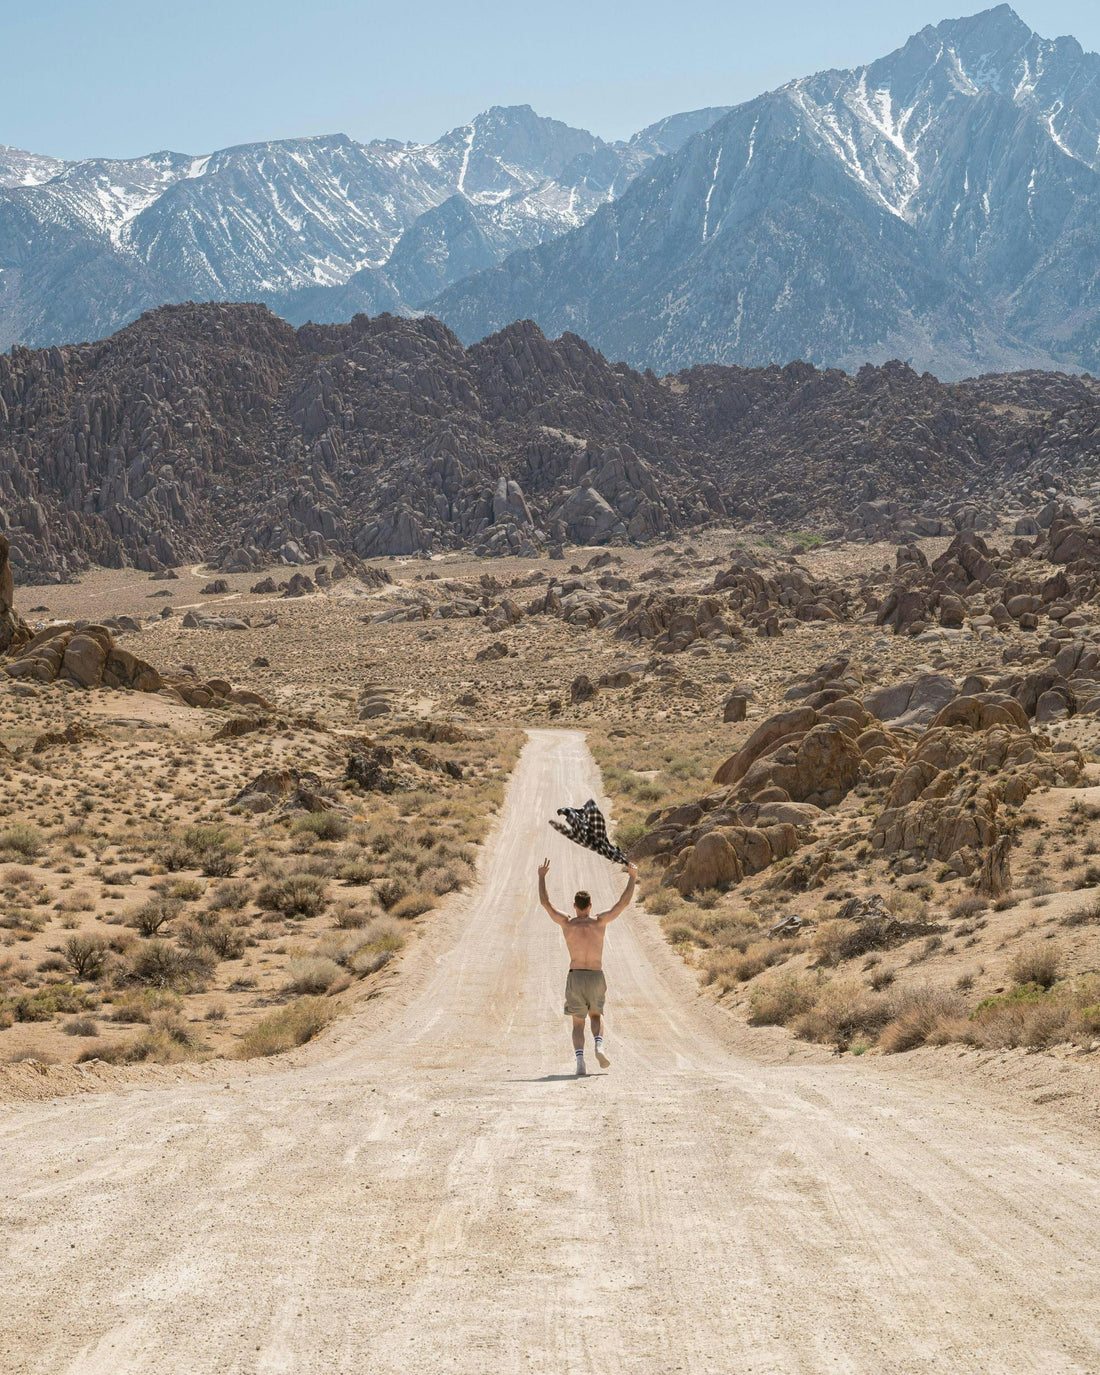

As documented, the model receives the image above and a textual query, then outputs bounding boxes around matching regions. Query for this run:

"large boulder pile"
[3,623,162,690]
[2,617,270,710]
[633,682,1083,894]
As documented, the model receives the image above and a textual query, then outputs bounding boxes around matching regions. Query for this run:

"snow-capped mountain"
[432,6,1100,379]
[0,104,727,350]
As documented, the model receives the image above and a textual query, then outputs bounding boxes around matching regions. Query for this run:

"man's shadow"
[509,1074,605,1082]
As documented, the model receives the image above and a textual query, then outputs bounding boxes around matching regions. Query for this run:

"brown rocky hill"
[4,301,1100,581]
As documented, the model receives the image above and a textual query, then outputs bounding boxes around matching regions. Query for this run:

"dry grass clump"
[964,976,1100,1050]
[701,935,803,990]
[1007,941,1063,989]
[748,973,819,1026]
[292,811,348,843]
[1062,897,1100,927]
[812,919,859,968]
[88,1010,206,1065]
[285,956,344,994]
[390,891,436,920]
[236,996,334,1058]
[256,873,329,919]
[878,987,968,1053]
[788,978,892,1048]
[0,823,45,859]
[109,988,181,1023]
[127,940,214,992]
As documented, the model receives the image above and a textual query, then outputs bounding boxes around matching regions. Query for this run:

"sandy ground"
[3,730,1100,1373]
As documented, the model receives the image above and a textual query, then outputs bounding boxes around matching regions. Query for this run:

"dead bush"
[1008,941,1063,989]
[285,957,344,994]
[789,979,891,1048]
[63,933,107,980]
[390,891,436,920]
[130,896,182,937]
[748,973,818,1026]
[236,996,334,1058]
[256,873,329,919]
[127,940,214,992]
[878,987,968,1053]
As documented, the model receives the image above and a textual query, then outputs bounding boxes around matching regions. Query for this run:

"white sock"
[575,1047,585,1061]
[594,1033,604,1051]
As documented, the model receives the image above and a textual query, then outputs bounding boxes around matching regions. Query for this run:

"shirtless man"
[537,857,638,1076]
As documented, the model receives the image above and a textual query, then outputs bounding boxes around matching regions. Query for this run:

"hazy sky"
[4,2,1099,159]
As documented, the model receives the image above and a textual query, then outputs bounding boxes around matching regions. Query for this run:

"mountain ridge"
[431,6,1100,380]
[0,104,730,353]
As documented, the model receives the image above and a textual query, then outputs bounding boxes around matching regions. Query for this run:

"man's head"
[573,890,592,915]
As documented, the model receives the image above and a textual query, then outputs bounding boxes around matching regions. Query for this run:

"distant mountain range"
[435,6,1100,378]
[6,7,1100,380]
[0,104,729,353]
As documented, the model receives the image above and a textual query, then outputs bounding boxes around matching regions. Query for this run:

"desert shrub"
[949,895,989,920]
[966,985,1071,1050]
[109,988,181,1023]
[182,824,231,853]
[789,979,891,1048]
[1075,863,1100,889]
[207,878,252,912]
[390,891,436,920]
[0,824,45,858]
[285,956,344,994]
[256,873,329,919]
[157,841,193,872]
[56,890,96,913]
[748,973,818,1026]
[869,966,896,992]
[12,983,95,1021]
[645,888,679,917]
[236,996,334,1058]
[190,921,247,960]
[702,945,767,989]
[1063,897,1100,927]
[37,955,68,973]
[165,878,204,901]
[128,940,214,991]
[351,948,394,976]
[884,891,929,923]
[664,923,699,945]
[130,896,182,937]
[62,1017,98,1037]
[338,860,375,885]
[419,861,473,895]
[1008,941,1063,989]
[63,933,107,980]
[878,987,967,1053]
[198,848,238,878]
[374,874,410,910]
[332,901,371,929]
[293,812,348,843]
[812,919,859,967]
[614,822,647,851]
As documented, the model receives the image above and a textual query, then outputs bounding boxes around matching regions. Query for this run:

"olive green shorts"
[564,968,607,1017]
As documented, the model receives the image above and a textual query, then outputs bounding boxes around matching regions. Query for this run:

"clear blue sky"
[4,2,1099,159]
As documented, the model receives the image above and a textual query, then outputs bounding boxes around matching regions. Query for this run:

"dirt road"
[3,730,1100,1373]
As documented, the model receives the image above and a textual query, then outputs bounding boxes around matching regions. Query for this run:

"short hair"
[574,890,591,911]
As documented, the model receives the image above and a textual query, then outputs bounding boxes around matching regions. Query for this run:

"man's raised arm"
[538,858,567,925]
[598,862,638,924]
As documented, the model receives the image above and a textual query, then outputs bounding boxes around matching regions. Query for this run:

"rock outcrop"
[12,304,1100,579]
[0,535,29,655]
